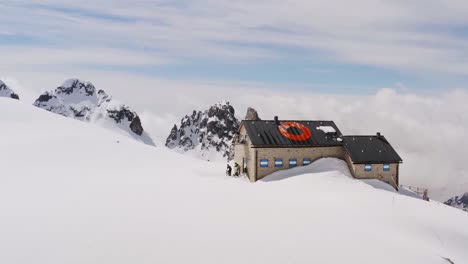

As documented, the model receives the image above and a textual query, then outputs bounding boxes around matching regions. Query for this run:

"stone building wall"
[233,126,399,188]
[353,163,399,189]
[343,152,356,176]
[233,125,257,181]
[254,146,346,180]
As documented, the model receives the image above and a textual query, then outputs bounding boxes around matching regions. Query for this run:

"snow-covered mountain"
[165,101,240,161]
[33,78,154,145]
[0,80,19,100]
[1,98,468,264]
[445,193,468,212]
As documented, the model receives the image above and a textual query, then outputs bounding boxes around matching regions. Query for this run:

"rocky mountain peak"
[165,101,240,161]
[57,79,95,96]
[0,80,20,100]
[33,78,152,144]
[445,192,468,212]
[245,107,261,120]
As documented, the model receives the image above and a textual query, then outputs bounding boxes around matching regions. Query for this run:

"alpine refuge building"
[233,117,403,189]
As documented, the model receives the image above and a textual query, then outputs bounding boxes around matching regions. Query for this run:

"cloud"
[137,83,468,202]
[2,0,468,77]
[2,69,468,200]
[0,46,167,69]
[229,88,468,201]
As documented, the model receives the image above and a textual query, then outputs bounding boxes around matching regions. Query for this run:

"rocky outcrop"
[107,106,143,136]
[445,193,468,212]
[33,78,152,144]
[0,80,19,100]
[165,101,240,161]
[245,107,261,120]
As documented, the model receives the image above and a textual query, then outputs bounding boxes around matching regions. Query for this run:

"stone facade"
[254,146,345,180]
[233,125,257,181]
[342,150,399,188]
[352,163,399,189]
[233,124,400,189]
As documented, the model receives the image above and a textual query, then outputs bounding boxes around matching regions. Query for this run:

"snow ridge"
[33,78,153,145]
[0,80,19,100]
[165,101,240,161]
[445,192,468,212]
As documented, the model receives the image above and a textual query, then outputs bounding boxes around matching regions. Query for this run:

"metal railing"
[399,185,430,201]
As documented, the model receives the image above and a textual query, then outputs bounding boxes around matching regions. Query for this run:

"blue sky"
[2,0,468,93]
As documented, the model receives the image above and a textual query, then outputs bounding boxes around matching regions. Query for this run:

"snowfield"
[1,98,468,264]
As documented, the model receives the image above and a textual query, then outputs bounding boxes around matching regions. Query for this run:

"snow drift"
[1,98,468,264]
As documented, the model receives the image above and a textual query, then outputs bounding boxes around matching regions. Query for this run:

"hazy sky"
[2,0,468,92]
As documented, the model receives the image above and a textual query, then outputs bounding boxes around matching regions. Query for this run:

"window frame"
[383,164,390,171]
[365,164,372,172]
[274,159,283,167]
[260,159,269,168]
[289,158,297,168]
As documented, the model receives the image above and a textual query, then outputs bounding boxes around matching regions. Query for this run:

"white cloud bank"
[4,72,465,201]
[135,86,468,201]
[170,87,463,202]
[243,89,468,201]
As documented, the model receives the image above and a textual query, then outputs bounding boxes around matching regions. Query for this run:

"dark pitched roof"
[342,135,402,164]
[242,120,343,147]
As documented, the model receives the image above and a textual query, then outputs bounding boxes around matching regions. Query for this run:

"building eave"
[250,144,343,148]
[352,160,403,164]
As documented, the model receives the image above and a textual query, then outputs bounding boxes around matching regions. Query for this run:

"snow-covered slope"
[33,78,154,145]
[0,80,19,99]
[1,98,468,264]
[165,101,239,161]
[445,193,468,212]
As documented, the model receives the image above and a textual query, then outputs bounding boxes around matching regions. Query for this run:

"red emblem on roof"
[278,122,312,141]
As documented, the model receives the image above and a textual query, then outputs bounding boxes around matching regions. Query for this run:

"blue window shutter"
[303,158,312,166]
[383,164,390,171]
[260,159,268,168]
[289,159,297,167]
[274,159,283,167]
[365,164,372,172]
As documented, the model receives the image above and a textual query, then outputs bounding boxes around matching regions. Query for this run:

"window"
[289,158,297,167]
[303,158,312,166]
[275,159,283,167]
[260,159,268,168]
[383,164,390,171]
[365,164,372,172]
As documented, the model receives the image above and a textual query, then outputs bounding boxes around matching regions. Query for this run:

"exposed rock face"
[0,80,19,100]
[245,107,261,120]
[445,193,468,212]
[165,101,240,161]
[33,78,151,142]
[107,107,143,136]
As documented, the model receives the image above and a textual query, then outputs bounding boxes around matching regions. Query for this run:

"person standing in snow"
[234,162,241,177]
[423,189,429,201]
[226,164,232,176]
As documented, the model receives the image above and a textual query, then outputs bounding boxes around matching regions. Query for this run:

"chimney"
[377,132,381,137]
[274,116,280,125]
